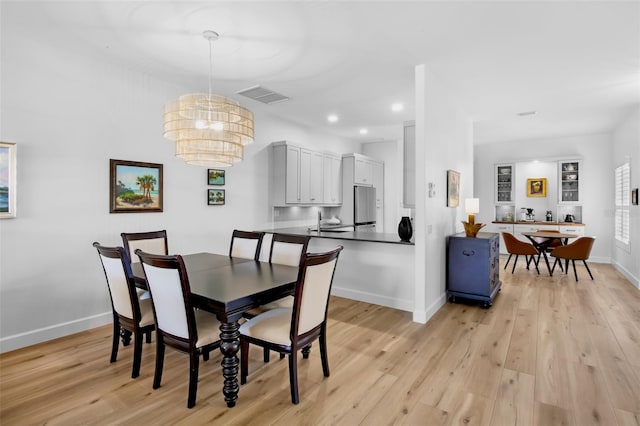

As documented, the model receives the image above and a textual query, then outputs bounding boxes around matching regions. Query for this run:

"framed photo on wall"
[208,189,225,205]
[0,142,17,219]
[447,170,460,207]
[632,188,639,206]
[208,169,225,185]
[526,177,547,197]
[110,159,163,213]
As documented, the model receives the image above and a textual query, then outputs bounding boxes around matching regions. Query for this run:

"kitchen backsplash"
[272,206,342,228]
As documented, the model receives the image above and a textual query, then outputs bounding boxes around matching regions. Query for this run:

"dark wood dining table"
[520,231,578,276]
[131,252,299,408]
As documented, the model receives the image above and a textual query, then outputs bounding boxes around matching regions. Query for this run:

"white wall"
[0,5,359,352]
[612,106,640,288]
[474,133,613,263]
[413,65,474,323]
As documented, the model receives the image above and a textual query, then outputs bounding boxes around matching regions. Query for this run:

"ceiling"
[20,1,640,144]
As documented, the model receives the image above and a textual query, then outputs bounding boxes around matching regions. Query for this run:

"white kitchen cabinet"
[373,160,384,232]
[484,223,513,255]
[354,157,374,185]
[513,223,559,243]
[558,160,581,204]
[323,153,342,205]
[300,149,323,204]
[403,121,415,208]
[495,163,515,204]
[271,141,327,206]
[559,225,585,237]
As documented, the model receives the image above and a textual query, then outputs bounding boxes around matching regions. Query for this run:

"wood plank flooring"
[1,261,639,425]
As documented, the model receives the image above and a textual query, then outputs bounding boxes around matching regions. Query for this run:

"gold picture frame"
[447,170,460,207]
[527,177,547,197]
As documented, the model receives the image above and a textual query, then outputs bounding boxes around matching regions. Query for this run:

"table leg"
[542,251,553,276]
[220,320,240,408]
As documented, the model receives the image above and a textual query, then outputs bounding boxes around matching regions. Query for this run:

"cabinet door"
[559,225,585,236]
[309,151,323,203]
[558,160,581,204]
[403,123,415,208]
[495,163,514,204]
[354,158,373,185]
[323,154,341,204]
[285,145,301,203]
[373,161,384,232]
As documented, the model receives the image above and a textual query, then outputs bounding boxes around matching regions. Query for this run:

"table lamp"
[462,198,485,237]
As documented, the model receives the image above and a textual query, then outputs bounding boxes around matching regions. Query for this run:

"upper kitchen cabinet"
[558,160,581,204]
[270,141,326,206]
[495,163,515,204]
[354,156,374,185]
[323,153,342,205]
[403,121,415,208]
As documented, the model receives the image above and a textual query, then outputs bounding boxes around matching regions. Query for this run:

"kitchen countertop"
[492,221,584,226]
[261,227,414,245]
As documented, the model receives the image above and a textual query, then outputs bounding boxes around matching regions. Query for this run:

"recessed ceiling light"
[359,128,368,135]
[391,103,404,112]
[327,114,339,123]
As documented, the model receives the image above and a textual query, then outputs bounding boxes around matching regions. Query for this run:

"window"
[614,162,630,248]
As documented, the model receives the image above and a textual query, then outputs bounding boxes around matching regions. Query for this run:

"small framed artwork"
[527,177,547,197]
[110,159,163,213]
[208,189,225,205]
[447,170,460,207]
[0,142,17,219]
[632,188,639,206]
[208,169,225,185]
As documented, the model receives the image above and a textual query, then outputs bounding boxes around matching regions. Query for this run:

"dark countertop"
[262,227,414,246]
[492,221,584,226]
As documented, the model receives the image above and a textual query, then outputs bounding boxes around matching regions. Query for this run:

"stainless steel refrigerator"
[354,185,376,231]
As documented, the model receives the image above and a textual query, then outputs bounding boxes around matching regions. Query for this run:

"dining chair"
[92,242,155,379]
[502,232,540,274]
[135,249,221,409]
[121,230,168,302]
[244,233,311,361]
[121,230,169,263]
[229,229,265,260]
[550,236,595,281]
[240,246,343,404]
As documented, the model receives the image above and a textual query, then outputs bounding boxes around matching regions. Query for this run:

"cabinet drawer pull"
[462,250,475,256]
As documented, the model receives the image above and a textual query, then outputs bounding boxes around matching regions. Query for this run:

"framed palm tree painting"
[110,159,163,213]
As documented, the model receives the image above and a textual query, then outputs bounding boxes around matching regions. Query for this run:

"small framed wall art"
[632,188,639,206]
[208,169,225,185]
[110,159,163,213]
[446,169,460,207]
[208,189,225,205]
[0,142,17,219]
[526,177,547,197]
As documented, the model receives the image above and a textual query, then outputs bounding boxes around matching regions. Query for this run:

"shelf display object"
[559,160,581,203]
[495,164,514,204]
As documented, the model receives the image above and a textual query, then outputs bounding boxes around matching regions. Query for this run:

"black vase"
[398,216,413,242]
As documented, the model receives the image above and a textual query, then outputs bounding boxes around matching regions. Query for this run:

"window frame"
[614,162,630,251]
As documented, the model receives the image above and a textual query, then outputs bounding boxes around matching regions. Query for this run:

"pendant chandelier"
[163,31,254,167]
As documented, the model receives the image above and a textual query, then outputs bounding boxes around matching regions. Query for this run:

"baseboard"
[611,261,640,289]
[413,292,447,324]
[331,286,414,313]
[0,312,112,354]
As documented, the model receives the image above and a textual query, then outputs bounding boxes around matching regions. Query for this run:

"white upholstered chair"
[240,246,343,404]
[136,249,221,409]
[121,230,168,301]
[229,229,265,260]
[93,242,155,379]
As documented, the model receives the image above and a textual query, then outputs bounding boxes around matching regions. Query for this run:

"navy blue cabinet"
[446,232,501,308]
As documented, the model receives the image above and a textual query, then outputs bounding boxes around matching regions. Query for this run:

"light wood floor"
[1,261,639,425]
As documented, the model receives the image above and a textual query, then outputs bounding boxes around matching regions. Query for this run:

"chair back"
[136,250,195,343]
[502,232,537,255]
[93,242,139,321]
[270,234,311,267]
[552,236,595,260]
[292,247,343,337]
[229,230,265,260]
[121,230,168,264]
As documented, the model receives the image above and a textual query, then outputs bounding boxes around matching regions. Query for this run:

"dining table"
[520,231,578,276]
[131,252,300,408]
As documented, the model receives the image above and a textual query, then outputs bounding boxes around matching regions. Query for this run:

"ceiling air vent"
[236,85,289,105]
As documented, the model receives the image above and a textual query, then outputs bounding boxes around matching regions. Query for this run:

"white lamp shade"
[465,198,480,214]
